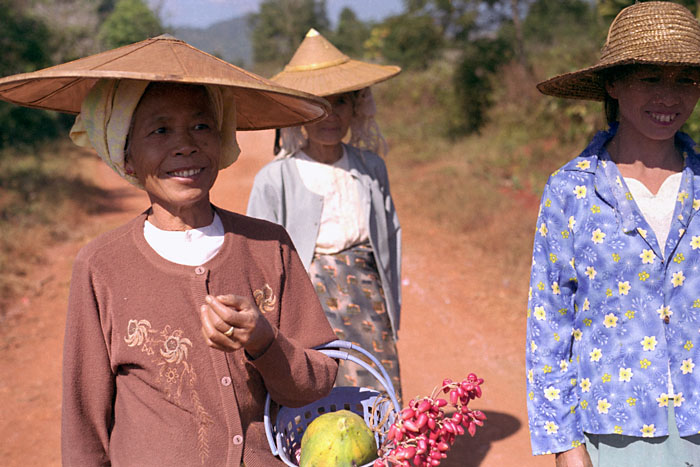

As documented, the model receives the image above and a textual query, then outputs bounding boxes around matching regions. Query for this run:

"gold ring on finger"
[224,325,235,337]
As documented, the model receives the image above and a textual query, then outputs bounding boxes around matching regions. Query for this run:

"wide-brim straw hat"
[0,34,329,130]
[537,1,700,101]
[270,28,401,97]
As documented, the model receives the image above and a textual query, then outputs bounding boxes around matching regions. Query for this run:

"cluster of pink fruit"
[373,374,486,467]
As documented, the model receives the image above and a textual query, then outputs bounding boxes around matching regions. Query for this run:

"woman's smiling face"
[606,65,700,142]
[125,83,221,220]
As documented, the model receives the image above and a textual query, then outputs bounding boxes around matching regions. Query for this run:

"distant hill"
[172,15,252,67]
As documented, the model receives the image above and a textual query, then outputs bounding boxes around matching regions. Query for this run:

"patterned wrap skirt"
[308,243,402,404]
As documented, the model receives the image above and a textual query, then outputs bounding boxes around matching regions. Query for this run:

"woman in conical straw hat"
[527,2,700,466]
[247,29,404,402]
[0,34,339,465]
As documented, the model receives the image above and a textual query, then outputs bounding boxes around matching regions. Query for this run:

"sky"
[150,0,405,29]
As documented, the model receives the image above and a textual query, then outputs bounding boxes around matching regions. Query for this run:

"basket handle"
[263,340,400,457]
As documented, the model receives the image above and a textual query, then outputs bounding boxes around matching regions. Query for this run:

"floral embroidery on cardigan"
[254,284,276,313]
[124,319,213,464]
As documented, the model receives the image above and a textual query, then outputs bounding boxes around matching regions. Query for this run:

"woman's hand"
[199,294,275,358]
[555,445,593,467]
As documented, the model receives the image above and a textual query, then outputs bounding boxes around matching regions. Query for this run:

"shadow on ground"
[442,410,521,466]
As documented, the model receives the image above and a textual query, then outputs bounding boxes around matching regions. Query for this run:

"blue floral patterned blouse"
[526,124,700,455]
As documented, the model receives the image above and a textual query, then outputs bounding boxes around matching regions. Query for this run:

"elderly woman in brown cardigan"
[0,36,337,466]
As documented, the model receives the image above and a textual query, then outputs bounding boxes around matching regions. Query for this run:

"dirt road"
[0,130,547,467]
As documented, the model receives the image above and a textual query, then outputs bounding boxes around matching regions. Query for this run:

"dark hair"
[597,65,642,125]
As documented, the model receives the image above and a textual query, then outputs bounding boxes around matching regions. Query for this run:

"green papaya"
[299,409,378,467]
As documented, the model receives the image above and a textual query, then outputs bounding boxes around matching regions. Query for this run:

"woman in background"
[247,29,403,401]
[527,2,700,466]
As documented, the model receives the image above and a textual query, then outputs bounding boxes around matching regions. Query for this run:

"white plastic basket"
[264,340,400,467]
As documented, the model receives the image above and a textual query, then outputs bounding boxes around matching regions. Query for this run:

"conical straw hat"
[271,29,400,96]
[537,1,700,101]
[0,34,329,130]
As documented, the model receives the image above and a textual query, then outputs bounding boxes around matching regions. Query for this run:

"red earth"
[0,130,549,467]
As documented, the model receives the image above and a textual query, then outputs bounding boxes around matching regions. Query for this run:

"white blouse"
[294,147,369,254]
[143,211,225,266]
[624,172,682,258]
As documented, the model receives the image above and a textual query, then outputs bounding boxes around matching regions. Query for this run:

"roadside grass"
[374,62,599,277]
[0,140,107,314]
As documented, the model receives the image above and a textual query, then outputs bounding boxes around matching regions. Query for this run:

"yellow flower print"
[560,360,569,372]
[656,306,672,320]
[561,230,569,239]
[572,328,583,341]
[674,393,685,407]
[627,397,636,406]
[580,378,591,393]
[694,299,700,308]
[537,281,545,291]
[625,191,633,201]
[597,399,611,414]
[528,369,534,383]
[638,228,648,238]
[638,271,650,281]
[590,348,602,362]
[681,358,695,375]
[570,378,577,386]
[674,253,685,264]
[572,440,582,448]
[618,367,633,382]
[531,340,538,353]
[585,266,597,280]
[529,391,534,400]
[550,253,558,263]
[569,257,575,269]
[568,216,576,230]
[614,426,623,435]
[691,236,700,250]
[591,205,601,214]
[694,199,700,210]
[672,271,686,287]
[641,424,656,438]
[605,288,613,297]
[543,365,552,374]
[551,282,561,294]
[641,336,657,351]
[604,313,618,328]
[640,249,655,264]
[539,223,548,237]
[582,298,590,311]
[545,421,559,435]
[534,306,546,321]
[684,340,694,351]
[576,160,591,170]
[657,393,670,407]
[528,287,532,300]
[591,228,606,244]
[618,281,631,295]
[583,318,592,327]
[678,191,689,202]
[544,386,561,401]
[544,198,552,207]
[580,400,588,409]
[640,359,651,369]
[574,185,587,199]
[625,309,636,320]
[612,253,620,262]
[602,373,611,383]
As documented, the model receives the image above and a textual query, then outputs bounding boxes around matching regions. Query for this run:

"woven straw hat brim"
[271,59,401,97]
[537,1,700,101]
[0,35,330,130]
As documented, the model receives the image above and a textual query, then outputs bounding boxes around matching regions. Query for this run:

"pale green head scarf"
[69,79,240,188]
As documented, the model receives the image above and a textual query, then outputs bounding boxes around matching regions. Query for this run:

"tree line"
[2,0,699,150]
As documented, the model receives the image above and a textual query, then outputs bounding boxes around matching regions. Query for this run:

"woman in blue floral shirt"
[527,2,700,466]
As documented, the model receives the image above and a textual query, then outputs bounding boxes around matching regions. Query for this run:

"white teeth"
[651,113,674,123]
[169,168,201,177]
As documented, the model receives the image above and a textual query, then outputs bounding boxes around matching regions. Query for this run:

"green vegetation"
[97,0,163,49]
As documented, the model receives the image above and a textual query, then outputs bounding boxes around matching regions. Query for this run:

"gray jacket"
[247,144,402,335]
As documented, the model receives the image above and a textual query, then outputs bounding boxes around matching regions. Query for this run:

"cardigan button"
[221,376,232,386]
[232,435,243,445]
[194,266,206,275]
